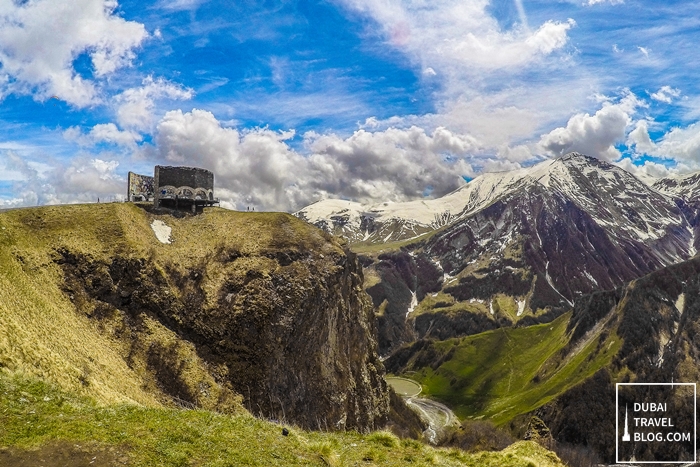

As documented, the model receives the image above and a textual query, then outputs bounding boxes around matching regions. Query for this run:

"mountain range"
[297,152,700,462]
[297,153,700,353]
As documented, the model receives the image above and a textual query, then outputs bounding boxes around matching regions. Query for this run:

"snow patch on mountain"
[545,261,573,307]
[675,293,685,314]
[652,172,700,200]
[583,271,598,286]
[151,220,172,244]
[406,291,418,318]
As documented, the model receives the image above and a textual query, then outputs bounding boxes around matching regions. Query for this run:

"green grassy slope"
[0,373,566,467]
[398,313,621,425]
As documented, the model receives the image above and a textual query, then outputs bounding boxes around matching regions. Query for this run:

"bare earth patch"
[0,442,130,467]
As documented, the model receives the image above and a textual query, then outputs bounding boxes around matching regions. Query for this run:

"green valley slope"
[385,312,621,425]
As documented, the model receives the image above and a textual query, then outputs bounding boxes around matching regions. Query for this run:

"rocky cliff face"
[4,204,389,432]
[536,255,700,462]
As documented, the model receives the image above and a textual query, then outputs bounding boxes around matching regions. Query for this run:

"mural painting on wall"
[128,172,155,201]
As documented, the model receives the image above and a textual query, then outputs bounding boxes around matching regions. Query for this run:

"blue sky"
[1,0,700,210]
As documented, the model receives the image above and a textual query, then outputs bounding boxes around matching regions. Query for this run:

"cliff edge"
[0,204,389,431]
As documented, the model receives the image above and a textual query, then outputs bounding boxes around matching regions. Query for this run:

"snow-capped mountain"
[298,153,700,352]
[652,172,700,201]
[421,153,697,306]
[297,153,698,255]
[295,188,472,244]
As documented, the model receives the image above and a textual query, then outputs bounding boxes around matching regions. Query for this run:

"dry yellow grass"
[0,203,337,409]
[0,205,159,406]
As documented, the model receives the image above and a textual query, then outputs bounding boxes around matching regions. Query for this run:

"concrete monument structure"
[127,172,155,202]
[153,165,219,212]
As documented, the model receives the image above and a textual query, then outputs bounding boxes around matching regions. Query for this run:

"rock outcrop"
[2,204,390,432]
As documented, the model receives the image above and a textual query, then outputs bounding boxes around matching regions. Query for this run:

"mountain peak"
[558,152,591,161]
[555,152,608,168]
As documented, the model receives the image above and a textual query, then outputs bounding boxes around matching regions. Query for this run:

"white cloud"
[638,46,650,58]
[623,114,700,165]
[115,76,193,131]
[336,0,574,74]
[650,85,681,104]
[539,92,644,161]
[585,0,624,5]
[0,0,148,107]
[157,0,207,11]
[64,123,143,148]
[651,123,700,163]
[614,158,670,182]
[0,151,124,206]
[497,144,534,163]
[513,0,529,30]
[154,109,477,210]
[626,119,655,154]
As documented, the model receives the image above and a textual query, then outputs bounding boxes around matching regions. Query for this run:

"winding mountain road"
[405,396,460,444]
[387,376,459,444]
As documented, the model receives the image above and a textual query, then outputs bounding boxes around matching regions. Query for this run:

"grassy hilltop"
[0,203,567,466]
[0,202,334,408]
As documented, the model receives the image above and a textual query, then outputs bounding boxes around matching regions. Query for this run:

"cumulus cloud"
[154,109,476,211]
[539,92,644,161]
[116,76,193,131]
[650,85,681,104]
[624,116,700,165]
[0,150,123,206]
[497,144,534,163]
[651,123,700,163]
[64,123,143,148]
[627,119,655,154]
[614,157,671,183]
[0,0,148,107]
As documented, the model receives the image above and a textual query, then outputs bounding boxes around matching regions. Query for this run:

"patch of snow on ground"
[151,220,172,244]
[583,271,598,286]
[675,293,685,314]
[516,299,526,317]
[489,300,494,315]
[688,226,697,257]
[657,331,670,367]
[443,273,456,284]
[545,261,573,307]
[406,291,418,318]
